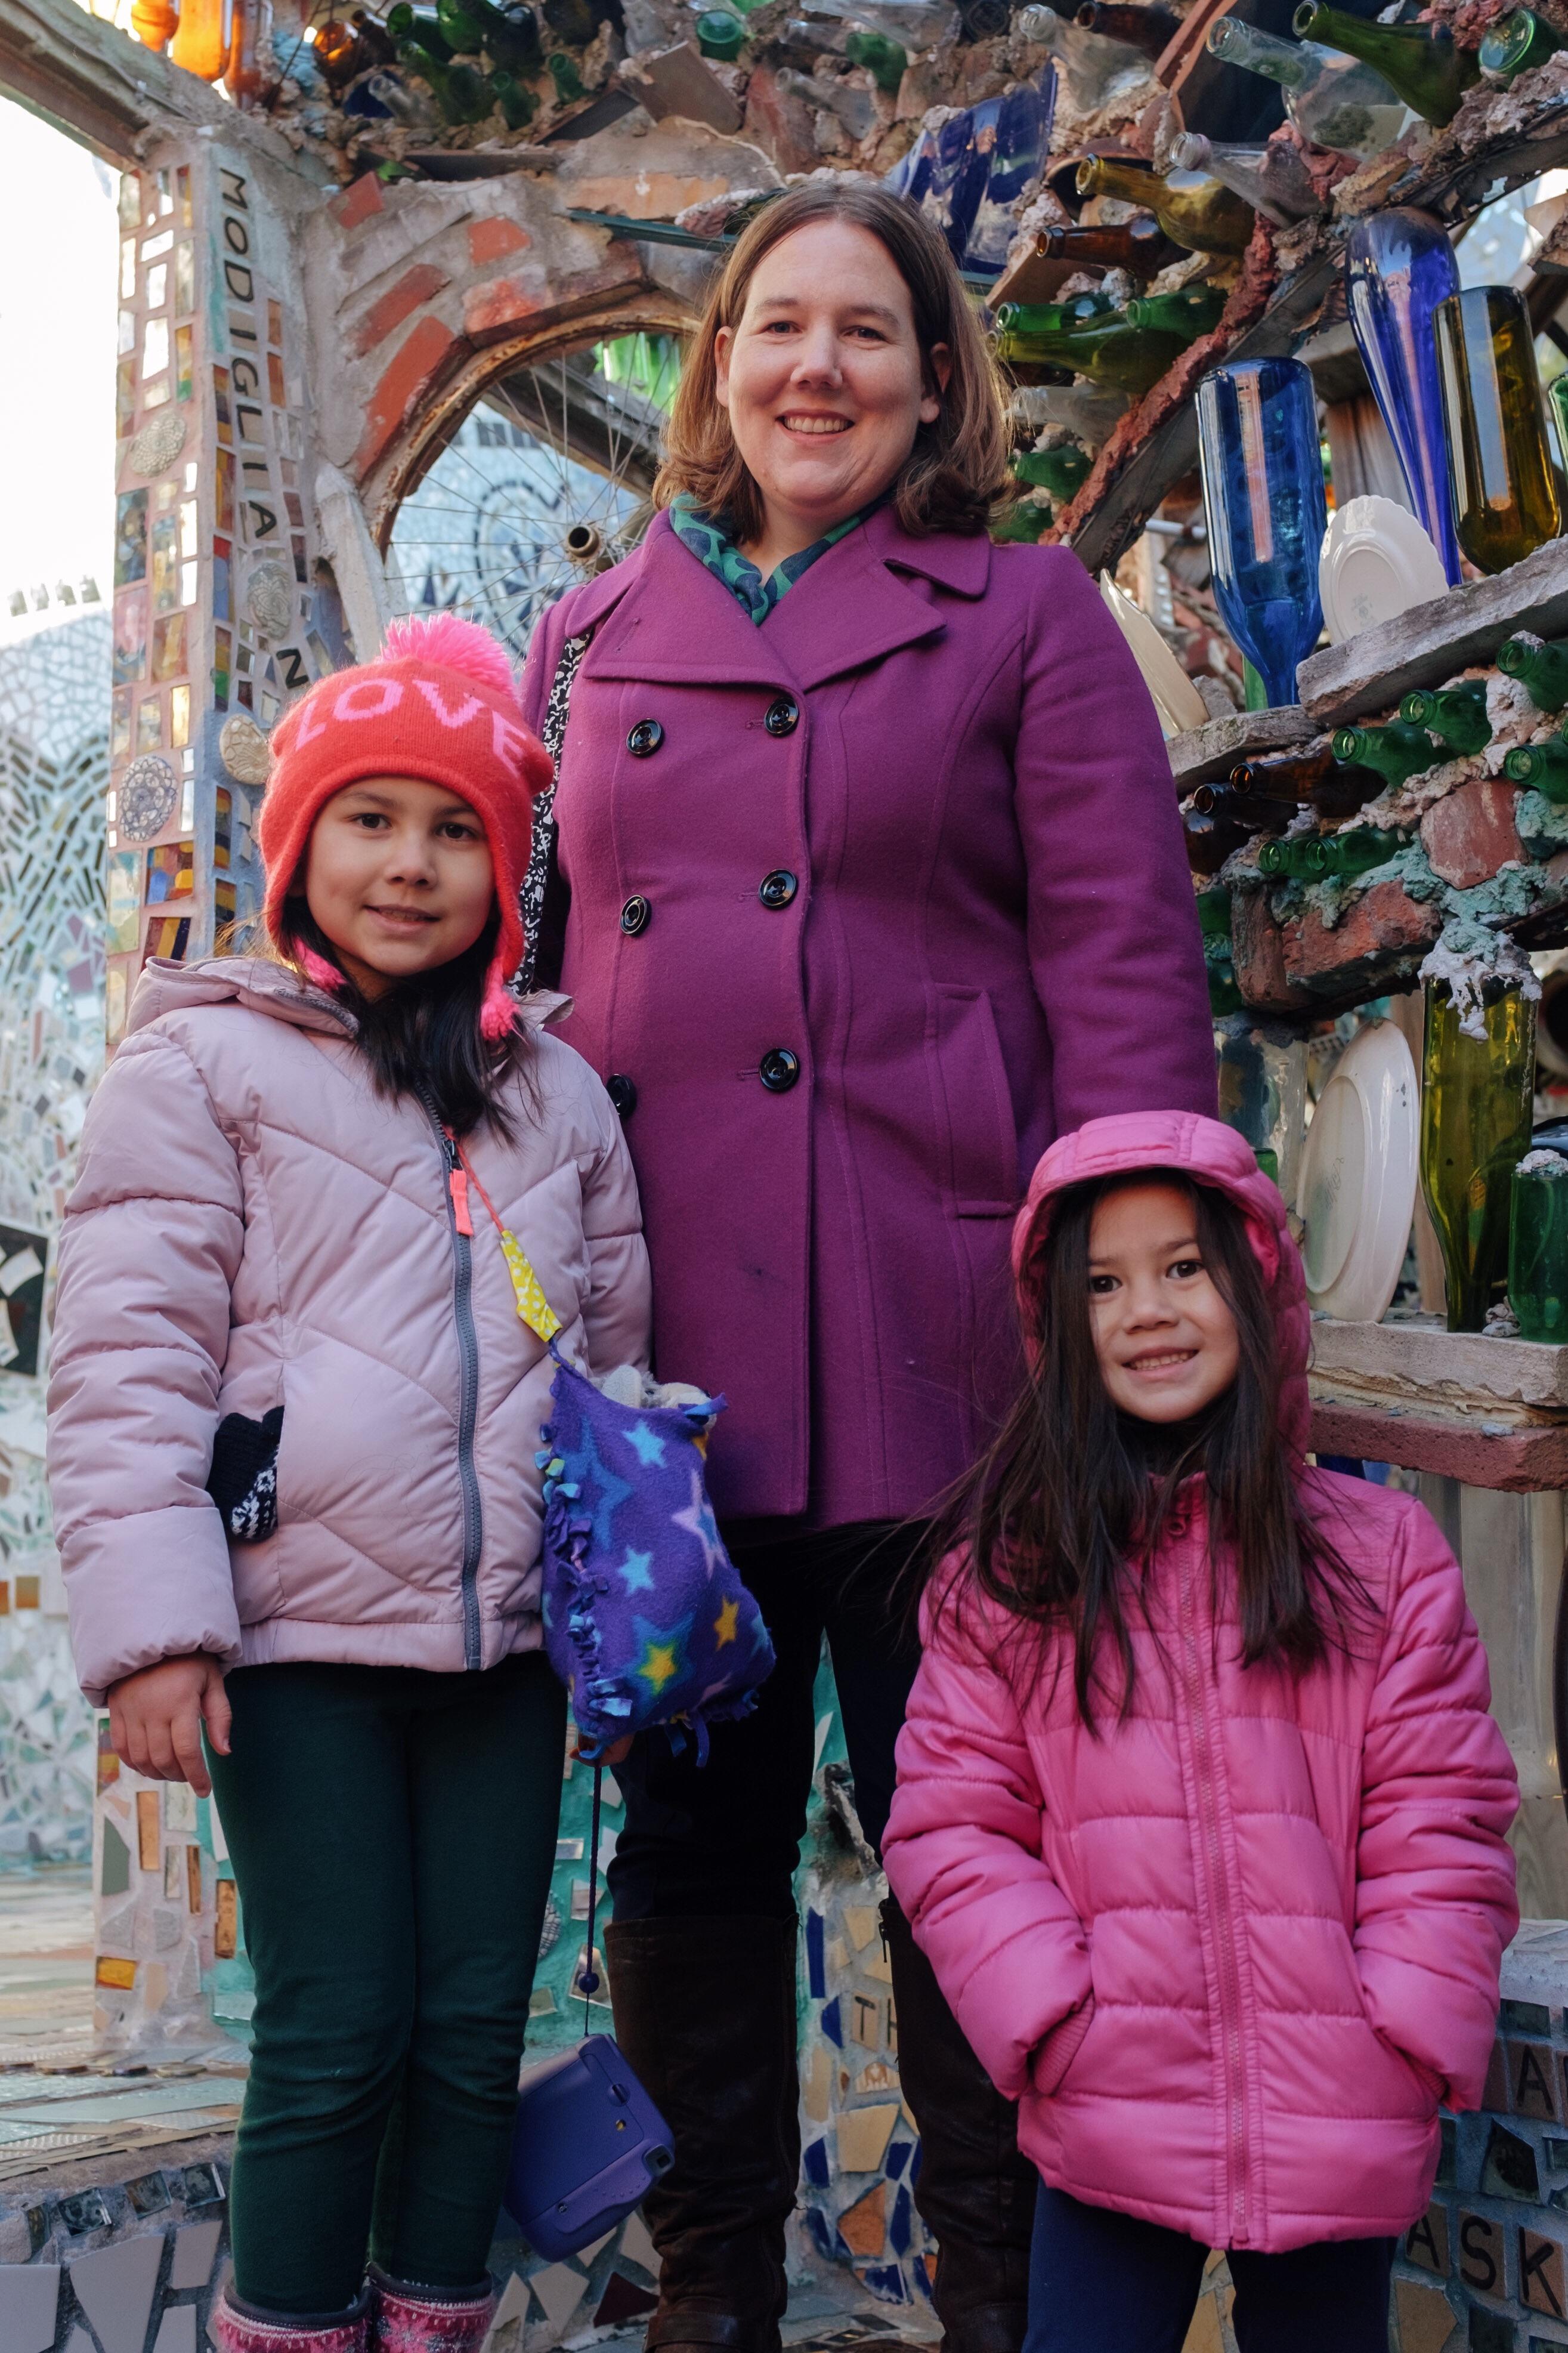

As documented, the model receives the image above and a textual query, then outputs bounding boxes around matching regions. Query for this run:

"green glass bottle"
[1480,5,1563,82]
[484,0,543,66]
[548,46,583,97]
[397,38,491,114]
[1435,286,1561,578]
[1399,680,1491,757]
[1508,1154,1568,1338]
[1075,154,1254,259]
[1331,719,1439,788]
[491,63,537,119]
[697,7,746,54]
[993,307,1187,397]
[845,25,906,86]
[992,500,1052,544]
[1314,825,1405,876]
[1257,836,1315,879]
[1012,444,1091,498]
[1291,0,1479,125]
[387,2,454,56]
[1420,981,1536,1331]
[1124,285,1227,344]
[1502,734,1568,800]
[1499,632,1568,712]
[995,294,1116,335]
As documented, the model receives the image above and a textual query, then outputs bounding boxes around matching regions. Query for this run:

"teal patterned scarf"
[668,493,867,625]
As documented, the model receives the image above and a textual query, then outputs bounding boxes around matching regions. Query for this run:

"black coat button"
[759,1048,800,1093]
[627,720,664,757]
[759,870,798,911]
[606,1074,638,1116]
[620,896,650,936]
[763,696,799,738]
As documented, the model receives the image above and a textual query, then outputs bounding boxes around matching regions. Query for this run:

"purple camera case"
[505,2033,673,2259]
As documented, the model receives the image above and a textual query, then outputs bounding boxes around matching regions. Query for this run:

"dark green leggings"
[208,1654,565,2315]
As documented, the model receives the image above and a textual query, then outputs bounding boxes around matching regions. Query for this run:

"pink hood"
[885,1111,1519,2253]
[48,956,651,1702]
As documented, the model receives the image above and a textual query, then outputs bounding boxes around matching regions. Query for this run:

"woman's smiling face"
[713,218,948,550]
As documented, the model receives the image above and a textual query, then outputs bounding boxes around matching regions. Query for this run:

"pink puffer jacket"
[48,957,651,1704]
[883,1110,1518,2254]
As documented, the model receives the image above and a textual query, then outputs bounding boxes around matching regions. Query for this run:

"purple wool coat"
[520,503,1216,1527]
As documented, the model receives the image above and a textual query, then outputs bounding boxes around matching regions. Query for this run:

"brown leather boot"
[605,1914,800,2353]
[883,1897,1037,2353]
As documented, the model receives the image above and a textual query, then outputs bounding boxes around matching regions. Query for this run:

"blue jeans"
[1023,2184,1394,2353]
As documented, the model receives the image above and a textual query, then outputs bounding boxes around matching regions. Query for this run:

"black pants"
[1023,2187,1395,2353]
[208,1655,565,2314]
[608,1521,923,1918]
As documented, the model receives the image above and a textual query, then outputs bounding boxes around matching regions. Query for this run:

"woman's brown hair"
[655,180,1011,541]
[920,1171,1372,1728]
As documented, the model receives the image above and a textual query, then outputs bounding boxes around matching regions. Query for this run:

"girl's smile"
[1087,1179,1241,1423]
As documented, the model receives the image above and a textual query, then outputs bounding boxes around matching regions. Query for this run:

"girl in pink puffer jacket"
[48,616,651,2353]
[882,1110,1518,2353]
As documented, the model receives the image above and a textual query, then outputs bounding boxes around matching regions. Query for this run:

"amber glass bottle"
[1034,217,1173,274]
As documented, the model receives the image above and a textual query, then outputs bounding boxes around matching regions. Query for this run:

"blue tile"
[884,2140,911,2179]
[806,1910,826,2000]
[803,2138,831,2188]
[806,2207,836,2260]
[861,2265,909,2305]
[821,1996,842,2048]
[890,2187,913,2255]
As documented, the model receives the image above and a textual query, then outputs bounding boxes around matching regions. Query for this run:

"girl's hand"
[107,1656,233,1799]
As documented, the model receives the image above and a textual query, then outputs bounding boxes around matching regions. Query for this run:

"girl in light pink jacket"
[883,1110,1518,2353]
[48,616,651,2353]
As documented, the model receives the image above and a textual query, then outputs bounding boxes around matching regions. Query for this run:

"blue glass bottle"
[1196,357,1326,711]
[1345,206,1464,585]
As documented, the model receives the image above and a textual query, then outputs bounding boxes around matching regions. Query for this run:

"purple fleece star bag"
[447,1131,774,1761]
[536,1343,775,1760]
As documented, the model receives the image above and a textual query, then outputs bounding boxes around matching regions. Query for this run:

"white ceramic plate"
[1099,570,1211,736]
[1319,495,1449,646]
[1297,1016,1419,1323]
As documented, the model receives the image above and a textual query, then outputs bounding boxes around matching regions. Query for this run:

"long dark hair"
[926,1171,1369,1728]
[263,897,533,1139]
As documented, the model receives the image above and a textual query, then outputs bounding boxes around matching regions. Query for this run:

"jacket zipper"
[1177,1513,1250,2244]
[420,1090,484,1672]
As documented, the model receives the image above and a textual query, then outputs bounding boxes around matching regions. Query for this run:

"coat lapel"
[582,512,801,691]
[762,506,992,690]
[579,507,994,692]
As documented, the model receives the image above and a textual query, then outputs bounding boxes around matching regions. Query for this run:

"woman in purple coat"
[520,182,1216,2353]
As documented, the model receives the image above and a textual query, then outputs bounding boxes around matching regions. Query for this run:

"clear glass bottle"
[1434,284,1561,576]
[1421,983,1536,1332]
[1292,0,1479,126]
[1205,14,1404,159]
[1169,130,1322,227]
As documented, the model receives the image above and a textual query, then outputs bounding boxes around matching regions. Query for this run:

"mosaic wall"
[0,609,109,1869]
[108,146,344,1048]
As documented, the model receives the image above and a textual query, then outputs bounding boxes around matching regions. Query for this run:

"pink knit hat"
[259,613,554,1040]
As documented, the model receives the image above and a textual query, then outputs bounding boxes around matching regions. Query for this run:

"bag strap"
[444,1128,561,1344]
[517,629,591,998]
[580,1760,605,2034]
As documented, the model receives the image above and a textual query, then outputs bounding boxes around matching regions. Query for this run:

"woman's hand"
[107,1656,233,1799]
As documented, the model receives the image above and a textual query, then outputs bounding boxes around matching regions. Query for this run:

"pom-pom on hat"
[258,613,553,1040]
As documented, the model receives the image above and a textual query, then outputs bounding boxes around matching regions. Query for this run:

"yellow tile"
[1393,2276,1459,2353]
[802,2043,831,2125]
[835,2102,901,2175]
[845,1906,879,1952]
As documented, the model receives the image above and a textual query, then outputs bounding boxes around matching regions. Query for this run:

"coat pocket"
[208,1405,283,1541]
[925,985,1020,1217]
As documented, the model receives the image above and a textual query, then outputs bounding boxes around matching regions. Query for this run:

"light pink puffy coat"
[48,957,651,1704]
[883,1110,1519,2254]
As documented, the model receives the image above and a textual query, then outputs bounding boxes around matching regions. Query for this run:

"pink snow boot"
[367,2267,497,2353]
[209,2285,372,2353]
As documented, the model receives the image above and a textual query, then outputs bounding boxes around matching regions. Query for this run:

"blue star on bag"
[441,1128,774,1759]
[536,1350,775,1759]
